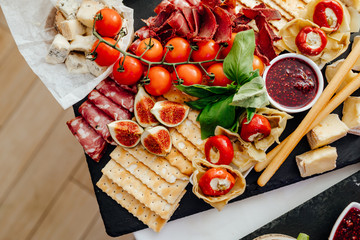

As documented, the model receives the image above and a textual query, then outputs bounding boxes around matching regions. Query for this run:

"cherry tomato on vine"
[112,56,143,85]
[145,66,172,96]
[136,38,164,62]
[164,37,191,63]
[253,55,265,76]
[171,64,203,86]
[94,8,122,38]
[205,135,234,165]
[91,38,120,66]
[191,40,220,66]
[199,168,235,196]
[206,63,232,86]
[220,32,236,58]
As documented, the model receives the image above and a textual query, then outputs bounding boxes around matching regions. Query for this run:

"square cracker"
[96,175,167,232]
[102,159,184,220]
[175,119,205,152]
[110,147,189,204]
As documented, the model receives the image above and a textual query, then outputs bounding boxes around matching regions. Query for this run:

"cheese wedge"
[342,96,360,136]
[296,146,337,177]
[306,114,349,149]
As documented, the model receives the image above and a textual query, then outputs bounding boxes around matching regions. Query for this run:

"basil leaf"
[223,30,256,85]
[185,95,227,110]
[198,95,237,139]
[229,109,245,132]
[246,108,256,124]
[231,76,269,108]
[176,84,237,98]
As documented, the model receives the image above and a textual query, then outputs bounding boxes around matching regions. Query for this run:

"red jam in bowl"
[334,207,360,240]
[265,57,319,109]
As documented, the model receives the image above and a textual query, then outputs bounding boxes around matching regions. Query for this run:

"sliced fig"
[141,126,171,156]
[108,120,144,148]
[134,86,159,128]
[150,100,190,127]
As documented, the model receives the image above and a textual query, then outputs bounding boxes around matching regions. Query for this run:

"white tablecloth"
[134,162,360,240]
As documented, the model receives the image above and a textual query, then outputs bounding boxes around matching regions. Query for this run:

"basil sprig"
[177,30,269,139]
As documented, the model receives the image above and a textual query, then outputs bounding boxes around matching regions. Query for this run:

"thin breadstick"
[257,41,360,187]
[255,73,360,172]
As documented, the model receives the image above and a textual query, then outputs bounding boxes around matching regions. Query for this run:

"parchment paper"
[0,0,134,109]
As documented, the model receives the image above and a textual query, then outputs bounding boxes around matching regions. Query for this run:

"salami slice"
[66,116,106,162]
[96,78,135,112]
[88,90,131,121]
[79,100,115,145]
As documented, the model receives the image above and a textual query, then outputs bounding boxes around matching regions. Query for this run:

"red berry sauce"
[334,207,360,240]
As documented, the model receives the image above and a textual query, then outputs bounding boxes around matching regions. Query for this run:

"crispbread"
[265,0,306,18]
[170,128,205,163]
[102,160,183,220]
[187,110,201,128]
[175,119,205,152]
[110,146,189,204]
[164,148,193,176]
[96,175,167,232]
[163,86,197,103]
[125,144,188,183]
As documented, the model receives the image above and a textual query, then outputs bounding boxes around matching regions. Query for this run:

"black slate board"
[72,0,360,237]
[241,170,360,239]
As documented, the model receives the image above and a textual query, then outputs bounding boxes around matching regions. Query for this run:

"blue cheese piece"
[70,35,95,52]
[76,0,105,28]
[59,19,86,40]
[306,114,349,149]
[85,59,107,77]
[56,0,80,20]
[54,11,66,34]
[46,34,70,64]
[342,96,360,136]
[296,146,337,178]
[65,52,89,74]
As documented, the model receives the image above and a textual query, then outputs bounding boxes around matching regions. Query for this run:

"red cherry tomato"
[313,0,343,31]
[240,114,271,142]
[171,64,203,86]
[205,135,234,165]
[253,55,265,76]
[220,32,237,58]
[136,38,164,62]
[206,63,232,86]
[295,26,328,56]
[164,37,191,63]
[91,38,120,66]
[145,66,172,96]
[198,168,235,196]
[191,40,220,66]
[112,56,143,85]
[94,8,122,37]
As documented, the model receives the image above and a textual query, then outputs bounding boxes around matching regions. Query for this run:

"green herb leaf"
[223,29,256,85]
[296,233,310,240]
[176,84,237,98]
[246,108,256,123]
[231,76,269,108]
[185,95,227,110]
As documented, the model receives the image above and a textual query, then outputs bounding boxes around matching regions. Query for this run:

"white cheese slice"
[85,59,107,77]
[342,96,360,135]
[65,52,89,74]
[46,34,70,64]
[59,19,86,40]
[70,35,95,52]
[76,0,105,28]
[306,114,349,149]
[296,146,337,178]
[56,0,80,20]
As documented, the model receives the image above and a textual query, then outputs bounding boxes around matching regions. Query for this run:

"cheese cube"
[46,34,70,64]
[59,19,86,40]
[76,0,105,28]
[54,10,66,34]
[65,52,89,74]
[56,0,80,19]
[342,96,360,136]
[70,35,95,52]
[85,27,93,36]
[306,114,349,149]
[296,146,337,178]
[86,59,107,77]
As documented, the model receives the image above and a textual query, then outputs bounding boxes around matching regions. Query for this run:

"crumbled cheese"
[306,31,322,49]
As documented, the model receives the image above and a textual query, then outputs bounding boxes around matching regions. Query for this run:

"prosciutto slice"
[96,78,135,112]
[213,6,232,43]
[79,100,115,145]
[193,4,218,41]
[168,10,191,37]
[66,116,106,162]
[88,90,131,121]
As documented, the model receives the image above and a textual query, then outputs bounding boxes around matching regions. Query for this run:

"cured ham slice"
[79,100,115,145]
[213,6,232,43]
[88,90,131,121]
[96,78,135,112]
[193,4,218,41]
[168,10,191,37]
[66,116,106,162]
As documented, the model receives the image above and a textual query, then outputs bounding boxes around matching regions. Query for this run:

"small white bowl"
[328,202,360,240]
[263,53,324,114]
[253,233,296,240]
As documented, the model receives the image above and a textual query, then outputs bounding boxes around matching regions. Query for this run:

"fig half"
[141,126,172,156]
[150,100,189,127]
[134,86,159,128]
[108,120,144,148]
